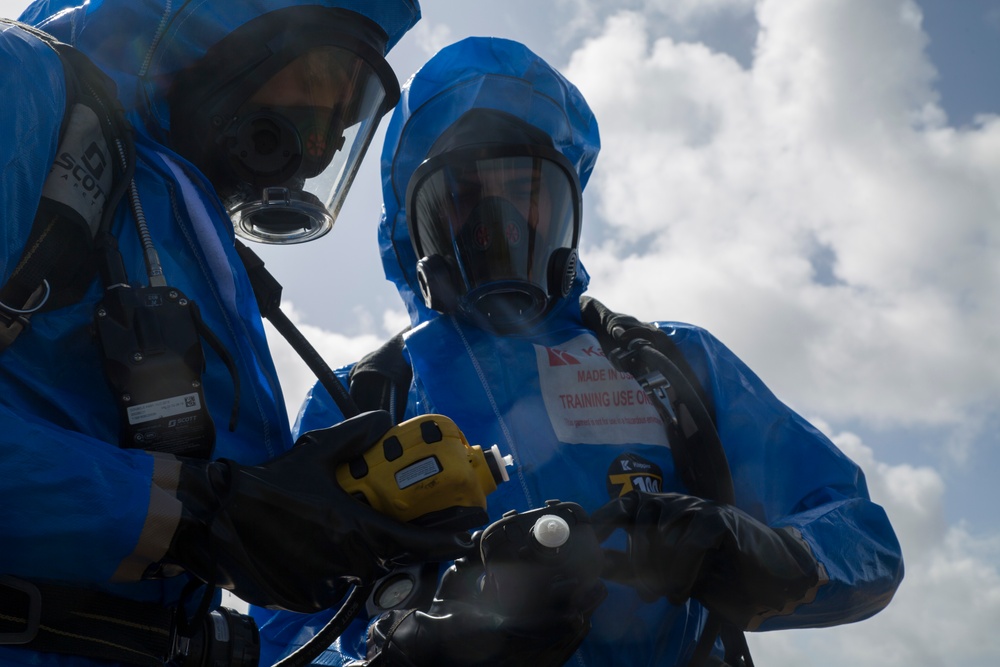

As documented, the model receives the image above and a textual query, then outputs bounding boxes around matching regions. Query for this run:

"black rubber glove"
[592,490,822,630]
[164,410,474,613]
[355,555,605,667]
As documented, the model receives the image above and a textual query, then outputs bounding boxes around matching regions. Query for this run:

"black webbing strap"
[0,19,125,351]
[0,577,174,666]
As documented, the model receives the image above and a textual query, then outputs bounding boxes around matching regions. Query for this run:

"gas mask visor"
[408,143,581,332]
[224,45,399,244]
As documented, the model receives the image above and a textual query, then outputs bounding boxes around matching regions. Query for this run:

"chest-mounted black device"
[95,282,215,458]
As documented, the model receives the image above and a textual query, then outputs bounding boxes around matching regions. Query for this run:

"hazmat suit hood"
[378,37,600,327]
[19,0,420,143]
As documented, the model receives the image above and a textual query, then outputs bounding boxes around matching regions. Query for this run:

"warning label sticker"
[127,392,202,425]
[537,334,669,446]
[396,456,442,489]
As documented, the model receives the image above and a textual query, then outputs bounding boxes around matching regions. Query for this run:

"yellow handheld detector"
[337,414,512,530]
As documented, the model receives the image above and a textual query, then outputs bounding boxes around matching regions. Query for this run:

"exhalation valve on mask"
[462,281,549,334]
[223,105,346,244]
[417,245,576,336]
[230,187,330,244]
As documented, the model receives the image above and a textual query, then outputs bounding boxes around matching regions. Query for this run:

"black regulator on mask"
[406,109,582,335]
[169,6,400,244]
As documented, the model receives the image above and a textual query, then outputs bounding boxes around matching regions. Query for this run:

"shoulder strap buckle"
[0,576,42,645]
[635,367,680,426]
[609,340,679,426]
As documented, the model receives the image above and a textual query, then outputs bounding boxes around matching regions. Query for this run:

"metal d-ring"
[0,280,51,315]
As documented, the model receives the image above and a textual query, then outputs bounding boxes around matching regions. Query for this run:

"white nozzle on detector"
[532,513,571,548]
[489,444,512,482]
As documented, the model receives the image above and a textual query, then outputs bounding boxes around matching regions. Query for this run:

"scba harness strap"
[0,19,122,350]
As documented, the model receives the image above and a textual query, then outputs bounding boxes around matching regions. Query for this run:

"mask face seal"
[407,114,582,334]
[169,8,400,244]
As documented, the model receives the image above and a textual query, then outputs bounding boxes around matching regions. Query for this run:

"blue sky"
[920,0,1000,127]
[4,1,997,666]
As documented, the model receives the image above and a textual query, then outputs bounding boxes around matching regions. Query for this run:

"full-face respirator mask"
[170,7,400,244]
[406,110,582,334]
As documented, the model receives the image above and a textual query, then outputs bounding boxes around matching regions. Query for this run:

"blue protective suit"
[0,2,419,666]
[254,37,904,666]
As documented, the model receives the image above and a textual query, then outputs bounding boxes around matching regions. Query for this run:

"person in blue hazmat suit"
[253,37,905,667]
[0,2,474,666]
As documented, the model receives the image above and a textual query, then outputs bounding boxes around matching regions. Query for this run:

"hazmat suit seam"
[450,316,534,508]
[137,0,177,78]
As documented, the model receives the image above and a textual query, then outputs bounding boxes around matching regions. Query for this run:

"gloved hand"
[355,553,606,667]
[163,410,474,613]
[592,490,822,630]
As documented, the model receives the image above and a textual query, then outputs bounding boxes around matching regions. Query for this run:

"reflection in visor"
[411,155,578,296]
[227,46,396,244]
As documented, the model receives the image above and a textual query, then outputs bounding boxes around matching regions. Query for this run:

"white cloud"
[641,0,757,25]
[747,423,1000,667]
[382,305,411,334]
[564,0,756,28]
[565,1,1000,436]
[410,20,456,59]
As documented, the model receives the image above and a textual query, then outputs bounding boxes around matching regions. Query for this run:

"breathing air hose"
[262,305,360,418]
[234,241,358,419]
[272,583,374,667]
[235,241,375,666]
